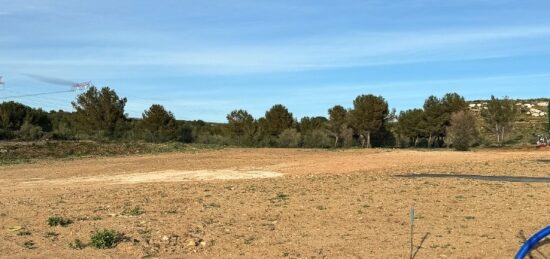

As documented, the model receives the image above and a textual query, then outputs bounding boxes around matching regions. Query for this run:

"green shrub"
[90,229,122,249]
[447,111,479,151]
[302,130,332,148]
[23,240,36,249]
[277,129,301,148]
[69,239,86,250]
[121,206,145,216]
[270,193,289,203]
[17,229,32,236]
[196,133,230,145]
[17,121,44,141]
[48,216,73,227]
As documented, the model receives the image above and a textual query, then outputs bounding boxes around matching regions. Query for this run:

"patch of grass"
[244,236,255,245]
[77,215,102,221]
[90,229,123,249]
[270,193,289,203]
[45,232,59,240]
[23,240,36,249]
[164,209,177,214]
[315,205,326,210]
[69,239,86,250]
[45,232,59,237]
[465,216,476,220]
[0,141,217,166]
[0,158,34,166]
[17,229,32,236]
[121,207,145,216]
[48,216,73,227]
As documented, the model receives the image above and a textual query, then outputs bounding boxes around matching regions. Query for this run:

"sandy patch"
[20,169,283,186]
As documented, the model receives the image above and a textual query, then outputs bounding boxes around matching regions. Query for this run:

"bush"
[23,240,36,249]
[69,239,86,250]
[0,129,14,140]
[48,216,73,227]
[17,121,44,141]
[196,133,230,145]
[90,229,122,249]
[121,206,144,216]
[302,130,332,148]
[447,111,478,151]
[277,129,301,148]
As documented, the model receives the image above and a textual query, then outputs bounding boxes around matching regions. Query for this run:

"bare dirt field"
[1,148,550,258]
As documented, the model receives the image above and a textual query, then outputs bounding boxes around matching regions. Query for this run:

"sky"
[1,0,550,122]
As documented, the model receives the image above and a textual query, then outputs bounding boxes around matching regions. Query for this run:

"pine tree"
[350,95,389,148]
[72,86,127,138]
[141,104,178,142]
[226,109,256,145]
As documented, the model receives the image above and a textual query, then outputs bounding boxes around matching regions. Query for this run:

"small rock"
[199,240,206,247]
[8,225,23,232]
[186,239,196,247]
[161,235,170,242]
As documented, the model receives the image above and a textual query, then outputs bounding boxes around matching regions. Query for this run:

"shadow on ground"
[412,233,430,259]
[397,173,550,183]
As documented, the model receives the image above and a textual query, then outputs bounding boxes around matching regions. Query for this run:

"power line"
[0,90,75,100]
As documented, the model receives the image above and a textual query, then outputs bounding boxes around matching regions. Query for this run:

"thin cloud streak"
[3,25,550,74]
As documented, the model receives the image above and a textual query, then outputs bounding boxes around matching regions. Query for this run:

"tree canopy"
[481,96,518,146]
[327,105,349,147]
[350,94,388,148]
[226,109,256,144]
[141,104,178,142]
[72,86,127,138]
[262,104,294,137]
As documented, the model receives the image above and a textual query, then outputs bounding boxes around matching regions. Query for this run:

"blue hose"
[515,225,550,259]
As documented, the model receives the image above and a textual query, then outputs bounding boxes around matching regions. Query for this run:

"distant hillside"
[467,98,549,145]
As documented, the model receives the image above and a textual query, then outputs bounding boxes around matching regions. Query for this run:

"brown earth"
[1,148,550,258]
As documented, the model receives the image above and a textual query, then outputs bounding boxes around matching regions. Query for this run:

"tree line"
[0,86,524,150]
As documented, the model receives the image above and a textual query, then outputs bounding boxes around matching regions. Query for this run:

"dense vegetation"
[0,86,548,151]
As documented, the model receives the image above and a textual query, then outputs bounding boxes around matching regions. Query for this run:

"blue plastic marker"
[515,225,550,259]
[410,207,415,259]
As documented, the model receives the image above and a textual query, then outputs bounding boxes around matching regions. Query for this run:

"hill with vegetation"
[466,98,549,145]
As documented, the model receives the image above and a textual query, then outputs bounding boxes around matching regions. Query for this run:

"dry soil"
[1,148,549,258]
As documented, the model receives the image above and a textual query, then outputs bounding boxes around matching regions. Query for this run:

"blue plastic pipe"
[515,225,550,259]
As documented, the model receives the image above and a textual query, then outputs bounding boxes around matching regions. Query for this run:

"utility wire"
[0,90,75,100]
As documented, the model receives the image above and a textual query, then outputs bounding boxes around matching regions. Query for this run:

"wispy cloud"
[23,74,75,86]
[3,25,550,74]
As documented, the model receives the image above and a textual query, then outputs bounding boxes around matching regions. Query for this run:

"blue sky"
[1,0,550,122]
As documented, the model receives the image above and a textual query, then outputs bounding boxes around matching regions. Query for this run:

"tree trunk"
[428,133,433,149]
[500,127,505,147]
[495,124,500,146]
[334,136,339,148]
[366,131,371,148]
